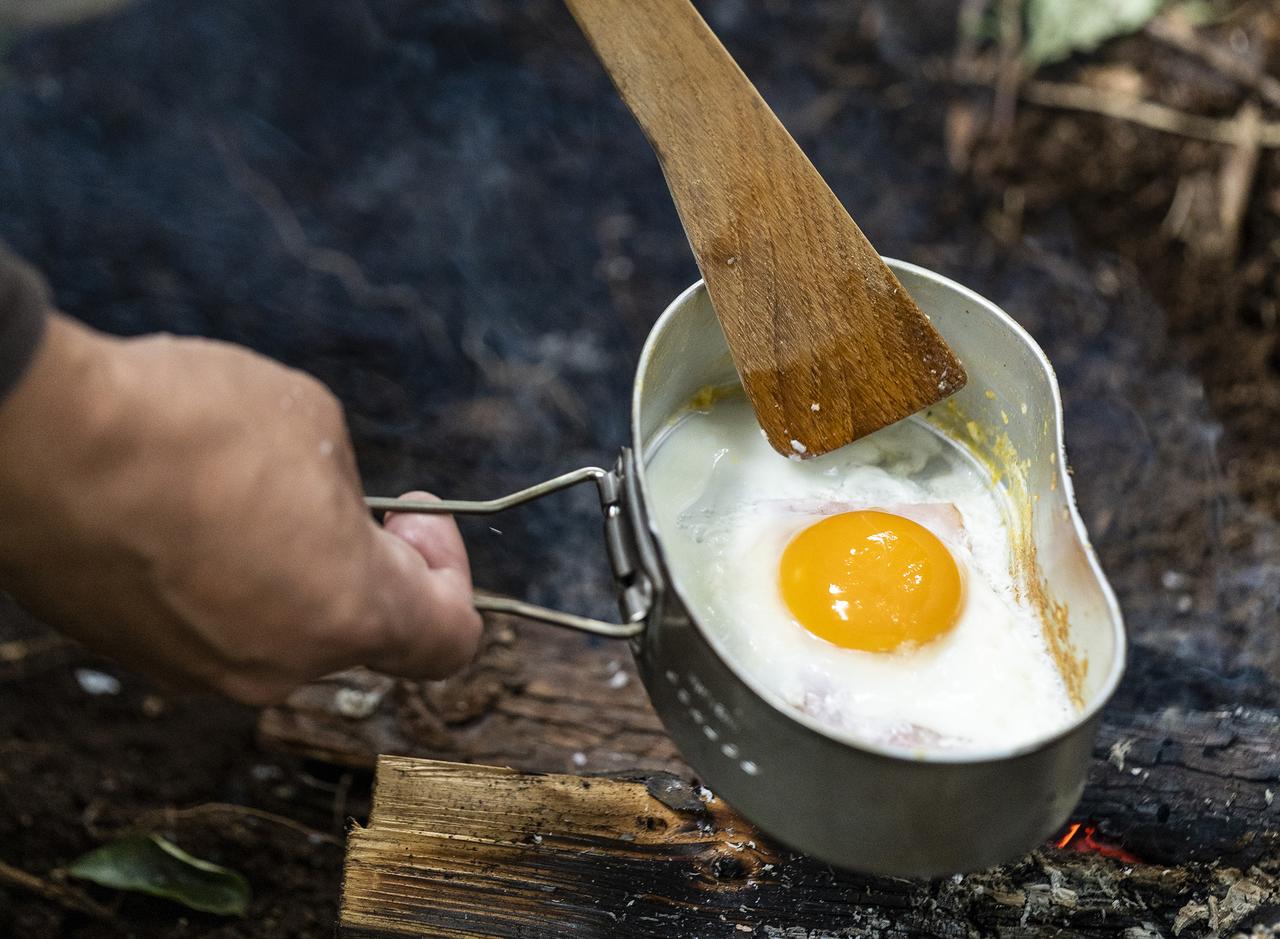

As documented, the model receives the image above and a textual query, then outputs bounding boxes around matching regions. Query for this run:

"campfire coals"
[1053,821,1143,865]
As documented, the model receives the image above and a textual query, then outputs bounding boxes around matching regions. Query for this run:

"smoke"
[0,0,1275,689]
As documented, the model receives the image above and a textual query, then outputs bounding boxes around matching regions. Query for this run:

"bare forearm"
[0,314,125,511]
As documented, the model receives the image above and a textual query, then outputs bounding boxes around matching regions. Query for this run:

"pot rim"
[630,260,1128,766]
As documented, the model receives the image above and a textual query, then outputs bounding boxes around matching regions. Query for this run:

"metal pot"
[370,260,1127,877]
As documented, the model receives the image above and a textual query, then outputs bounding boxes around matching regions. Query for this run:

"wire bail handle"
[366,461,651,639]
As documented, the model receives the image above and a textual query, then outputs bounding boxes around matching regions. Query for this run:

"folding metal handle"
[365,467,608,516]
[366,465,649,639]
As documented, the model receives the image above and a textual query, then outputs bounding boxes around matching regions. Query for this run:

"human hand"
[0,314,483,704]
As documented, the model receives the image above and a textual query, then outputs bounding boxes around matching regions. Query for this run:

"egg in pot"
[644,392,1078,754]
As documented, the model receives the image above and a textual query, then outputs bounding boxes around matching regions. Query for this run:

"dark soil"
[0,1,1276,936]
[965,2,1280,520]
[0,599,355,937]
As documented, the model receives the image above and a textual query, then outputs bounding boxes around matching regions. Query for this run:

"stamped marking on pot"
[712,701,738,730]
[667,671,755,772]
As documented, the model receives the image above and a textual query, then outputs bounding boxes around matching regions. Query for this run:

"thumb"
[364,493,484,680]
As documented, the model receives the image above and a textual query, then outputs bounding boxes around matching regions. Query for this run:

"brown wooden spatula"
[564,0,966,458]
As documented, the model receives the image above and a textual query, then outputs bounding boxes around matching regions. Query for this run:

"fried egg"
[644,393,1077,754]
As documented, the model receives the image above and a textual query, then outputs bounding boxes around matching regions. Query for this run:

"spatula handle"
[562,0,783,258]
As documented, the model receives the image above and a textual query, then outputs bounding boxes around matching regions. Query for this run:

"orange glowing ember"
[1054,822,1082,848]
[1053,822,1141,864]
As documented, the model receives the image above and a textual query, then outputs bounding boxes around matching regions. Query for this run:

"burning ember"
[1053,822,1142,864]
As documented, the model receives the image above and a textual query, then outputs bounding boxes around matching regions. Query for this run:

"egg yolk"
[779,510,962,652]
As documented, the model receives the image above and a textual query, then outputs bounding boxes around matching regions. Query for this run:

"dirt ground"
[0,1,1277,936]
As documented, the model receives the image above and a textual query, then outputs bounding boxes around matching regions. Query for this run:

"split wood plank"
[340,756,1280,939]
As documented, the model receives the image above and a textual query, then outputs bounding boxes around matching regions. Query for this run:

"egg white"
[645,394,1077,754]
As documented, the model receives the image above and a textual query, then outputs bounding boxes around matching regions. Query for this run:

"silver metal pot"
[370,260,1127,877]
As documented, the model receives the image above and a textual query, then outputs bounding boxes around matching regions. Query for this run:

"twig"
[992,0,1023,134]
[1159,100,1263,264]
[110,803,342,847]
[1145,15,1280,111]
[1216,101,1262,265]
[1161,172,1205,240]
[0,859,112,920]
[946,0,995,173]
[1018,80,1280,147]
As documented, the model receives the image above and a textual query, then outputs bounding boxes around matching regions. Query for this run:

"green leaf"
[1025,0,1164,66]
[68,835,251,916]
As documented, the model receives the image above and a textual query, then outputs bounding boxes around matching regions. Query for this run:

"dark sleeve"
[0,246,51,403]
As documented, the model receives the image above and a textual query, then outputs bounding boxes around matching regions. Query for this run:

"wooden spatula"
[564,0,966,458]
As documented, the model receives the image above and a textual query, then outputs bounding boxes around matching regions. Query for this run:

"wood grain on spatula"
[564,0,966,457]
